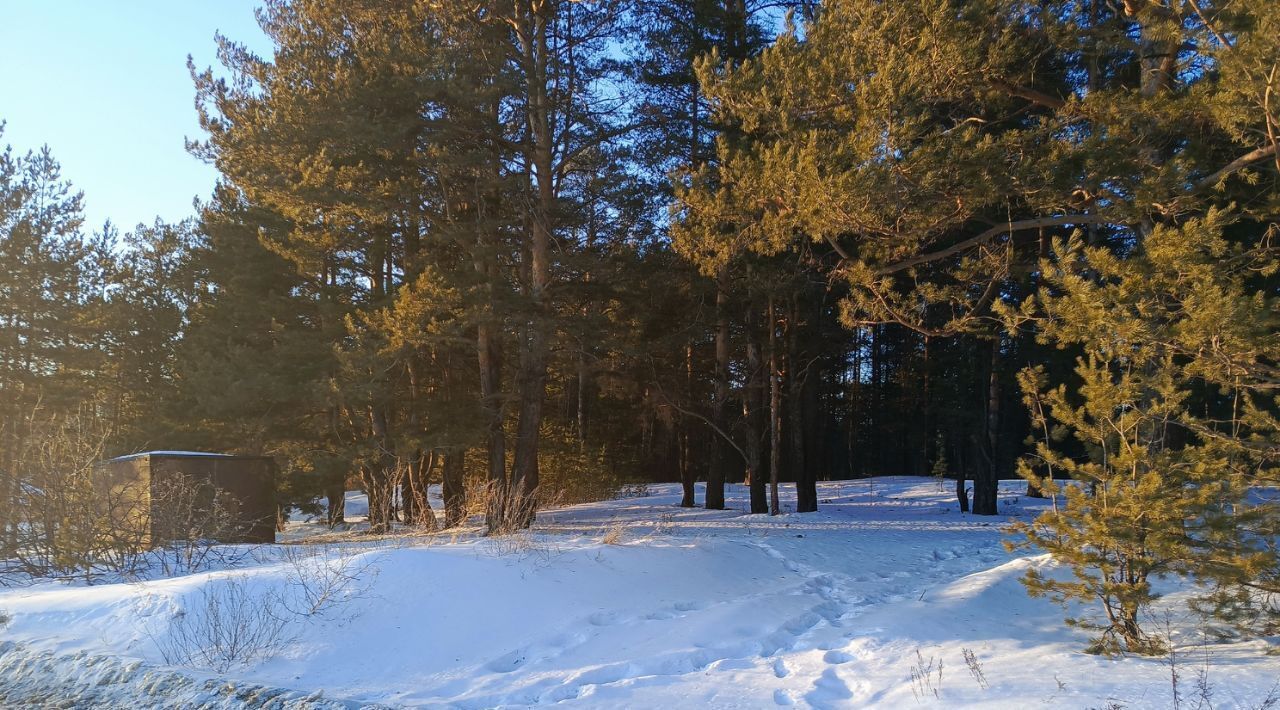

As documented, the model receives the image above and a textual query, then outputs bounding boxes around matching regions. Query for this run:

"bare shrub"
[398,450,440,531]
[482,531,559,563]
[0,406,260,583]
[0,609,10,629]
[616,482,650,499]
[1256,680,1280,710]
[149,474,251,577]
[467,480,568,536]
[962,647,988,690]
[1191,633,1215,710]
[909,649,942,703]
[152,575,292,673]
[279,543,378,618]
[485,480,542,536]
[0,407,150,581]
[600,521,625,546]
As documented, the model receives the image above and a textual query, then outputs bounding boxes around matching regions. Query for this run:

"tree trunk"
[506,3,556,531]
[768,295,781,516]
[362,466,388,534]
[680,343,696,507]
[402,448,428,527]
[404,449,439,530]
[442,446,467,528]
[577,350,590,449]
[790,297,817,513]
[367,405,396,533]
[972,339,1000,515]
[706,265,730,510]
[326,480,346,527]
[0,445,16,553]
[509,317,547,530]
[745,303,768,514]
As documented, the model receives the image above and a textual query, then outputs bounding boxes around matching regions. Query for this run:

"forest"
[2,0,1279,676]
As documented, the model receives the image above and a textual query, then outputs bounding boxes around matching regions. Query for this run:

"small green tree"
[1005,212,1280,654]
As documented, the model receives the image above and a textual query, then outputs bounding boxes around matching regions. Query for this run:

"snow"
[2,477,1278,708]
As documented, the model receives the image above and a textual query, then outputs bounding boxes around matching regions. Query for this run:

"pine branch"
[987,77,1068,110]
[1194,143,1280,193]
[875,214,1107,275]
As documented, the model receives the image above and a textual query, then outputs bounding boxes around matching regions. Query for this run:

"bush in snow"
[0,407,150,582]
[1,408,254,584]
[600,521,626,546]
[279,543,378,618]
[147,473,251,577]
[152,575,292,673]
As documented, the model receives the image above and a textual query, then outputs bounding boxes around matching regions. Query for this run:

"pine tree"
[175,187,345,521]
[0,131,104,552]
[1004,207,1280,653]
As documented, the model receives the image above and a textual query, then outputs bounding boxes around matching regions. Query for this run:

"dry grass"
[909,649,943,702]
[600,521,626,546]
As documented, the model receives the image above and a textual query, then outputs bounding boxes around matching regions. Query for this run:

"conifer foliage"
[1,0,1278,657]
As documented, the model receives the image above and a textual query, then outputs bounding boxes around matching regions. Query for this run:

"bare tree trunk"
[768,295,781,516]
[401,448,423,525]
[506,0,557,531]
[680,343,696,507]
[477,324,506,531]
[442,446,466,528]
[745,302,768,514]
[404,449,439,530]
[325,479,346,527]
[577,350,589,449]
[789,296,817,513]
[706,265,730,510]
[509,296,548,530]
[0,444,16,553]
[366,405,397,533]
[972,339,1000,516]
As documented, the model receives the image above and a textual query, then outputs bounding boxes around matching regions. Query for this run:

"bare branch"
[1194,143,1280,192]
[987,77,1067,110]
[876,214,1108,275]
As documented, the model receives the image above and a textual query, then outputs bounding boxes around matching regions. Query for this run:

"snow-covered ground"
[1,478,1277,708]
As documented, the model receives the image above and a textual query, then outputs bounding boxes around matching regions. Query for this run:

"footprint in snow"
[588,611,622,626]
[823,649,854,665]
[805,667,855,707]
[485,649,527,673]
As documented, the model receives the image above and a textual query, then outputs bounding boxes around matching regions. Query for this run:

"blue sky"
[0,1,270,233]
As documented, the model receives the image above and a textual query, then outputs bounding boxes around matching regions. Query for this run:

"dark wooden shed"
[99,451,277,544]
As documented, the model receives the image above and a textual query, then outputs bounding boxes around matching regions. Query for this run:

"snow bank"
[0,641,380,708]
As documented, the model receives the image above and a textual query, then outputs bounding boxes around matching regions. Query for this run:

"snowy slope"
[1,478,1277,709]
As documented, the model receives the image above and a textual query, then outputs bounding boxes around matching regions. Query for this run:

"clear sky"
[0,2,270,233]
